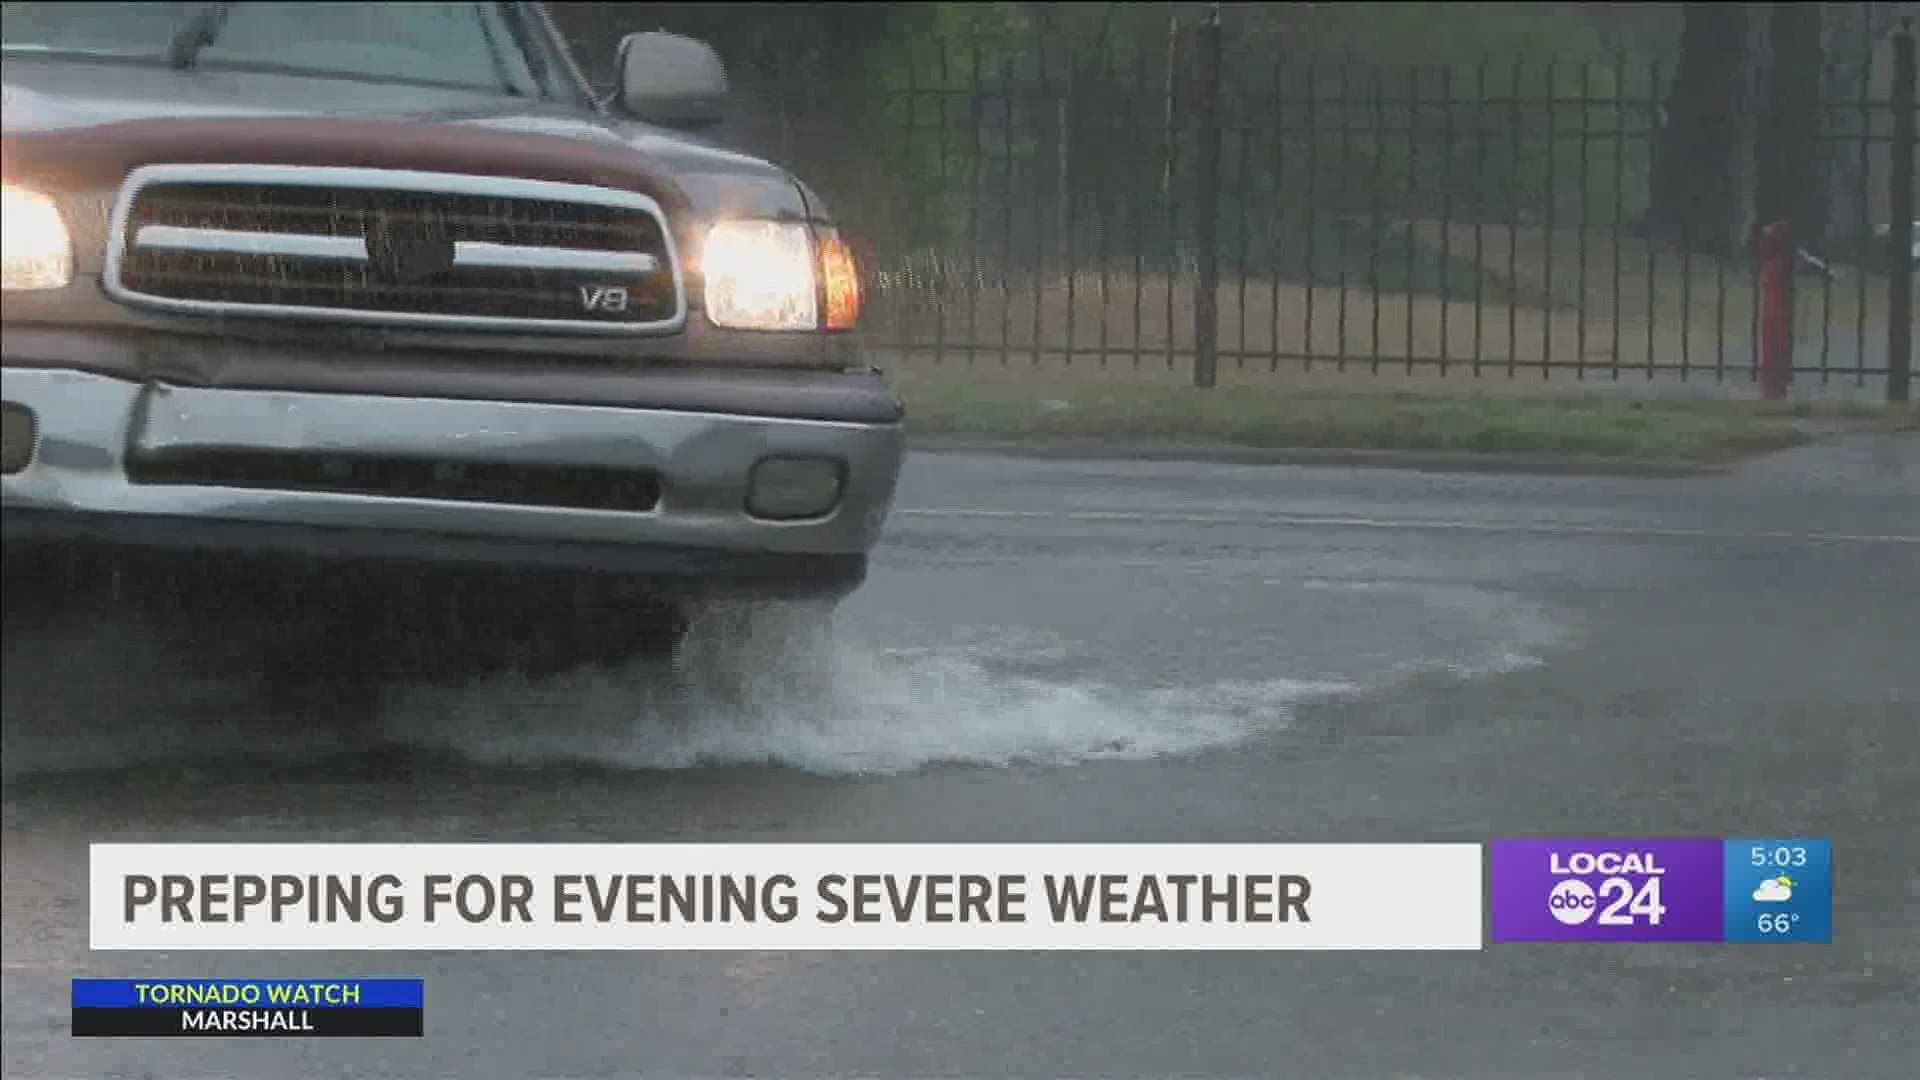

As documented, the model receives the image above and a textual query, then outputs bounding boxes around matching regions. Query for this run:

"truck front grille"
[126,448,662,513]
[105,165,684,334]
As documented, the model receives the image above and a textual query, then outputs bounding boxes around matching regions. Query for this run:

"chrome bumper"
[1,366,904,591]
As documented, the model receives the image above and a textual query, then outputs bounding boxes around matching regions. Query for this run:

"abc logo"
[1548,879,1597,925]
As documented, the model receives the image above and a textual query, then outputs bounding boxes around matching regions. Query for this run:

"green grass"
[897,378,1918,461]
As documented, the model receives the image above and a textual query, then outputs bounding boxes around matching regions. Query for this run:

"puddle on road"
[2,585,1564,781]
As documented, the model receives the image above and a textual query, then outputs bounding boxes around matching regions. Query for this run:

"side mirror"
[613,31,727,130]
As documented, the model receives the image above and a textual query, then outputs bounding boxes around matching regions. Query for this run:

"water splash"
[375,601,1356,776]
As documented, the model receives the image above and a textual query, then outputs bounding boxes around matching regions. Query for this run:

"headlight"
[2,184,73,291]
[702,220,816,331]
[700,219,862,332]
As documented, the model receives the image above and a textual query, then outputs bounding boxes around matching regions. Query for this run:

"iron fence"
[761,15,1918,400]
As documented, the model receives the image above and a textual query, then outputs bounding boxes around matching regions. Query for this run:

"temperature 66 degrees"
[1757,912,1802,934]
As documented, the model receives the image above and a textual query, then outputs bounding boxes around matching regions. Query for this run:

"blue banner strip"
[72,979,424,1009]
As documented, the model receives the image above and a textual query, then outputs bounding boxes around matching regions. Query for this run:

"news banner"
[75,838,1830,1037]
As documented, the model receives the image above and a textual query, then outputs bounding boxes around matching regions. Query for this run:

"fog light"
[746,456,843,519]
[1,401,36,473]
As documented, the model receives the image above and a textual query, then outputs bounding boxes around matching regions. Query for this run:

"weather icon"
[1752,875,1794,903]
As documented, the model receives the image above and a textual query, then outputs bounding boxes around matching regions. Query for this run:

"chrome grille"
[104,165,684,333]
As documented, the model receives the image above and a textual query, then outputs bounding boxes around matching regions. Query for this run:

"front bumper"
[1,360,905,598]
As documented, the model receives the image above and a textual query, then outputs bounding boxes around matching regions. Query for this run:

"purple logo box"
[1490,838,1724,942]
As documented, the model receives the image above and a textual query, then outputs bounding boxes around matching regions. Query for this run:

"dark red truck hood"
[0,56,815,225]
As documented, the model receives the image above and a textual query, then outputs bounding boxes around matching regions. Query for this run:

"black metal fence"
[756,15,1918,400]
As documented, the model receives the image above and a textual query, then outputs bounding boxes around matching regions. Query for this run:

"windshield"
[0,1,546,97]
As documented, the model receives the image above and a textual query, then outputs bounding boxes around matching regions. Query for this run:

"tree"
[1646,3,1755,256]
[1755,4,1828,248]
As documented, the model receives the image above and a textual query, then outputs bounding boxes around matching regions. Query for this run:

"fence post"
[1887,18,1915,404]
[1758,221,1792,400]
[1192,2,1224,388]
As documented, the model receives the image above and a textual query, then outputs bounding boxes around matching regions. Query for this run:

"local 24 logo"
[1545,850,1667,927]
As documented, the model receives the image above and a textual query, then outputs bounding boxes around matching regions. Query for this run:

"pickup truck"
[0,3,906,698]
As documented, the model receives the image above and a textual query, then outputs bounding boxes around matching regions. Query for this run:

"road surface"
[4,435,1918,1079]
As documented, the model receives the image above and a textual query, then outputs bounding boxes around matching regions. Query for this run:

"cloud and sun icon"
[1752,874,1795,902]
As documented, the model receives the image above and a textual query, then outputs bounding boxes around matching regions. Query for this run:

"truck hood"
[0,56,811,221]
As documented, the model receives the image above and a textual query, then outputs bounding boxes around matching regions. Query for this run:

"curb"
[905,438,1738,478]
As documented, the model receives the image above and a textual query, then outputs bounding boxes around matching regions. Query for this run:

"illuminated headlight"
[702,220,817,331]
[746,456,844,519]
[2,184,73,291]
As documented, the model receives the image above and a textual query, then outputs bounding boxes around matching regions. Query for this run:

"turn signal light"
[817,229,860,332]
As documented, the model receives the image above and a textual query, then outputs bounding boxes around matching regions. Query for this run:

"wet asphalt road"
[4,435,1918,1080]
